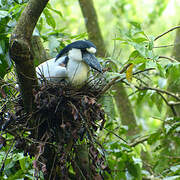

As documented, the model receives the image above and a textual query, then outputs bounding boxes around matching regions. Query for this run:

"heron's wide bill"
[82,52,102,72]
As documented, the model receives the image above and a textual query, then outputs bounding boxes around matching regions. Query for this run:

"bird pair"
[36,40,102,86]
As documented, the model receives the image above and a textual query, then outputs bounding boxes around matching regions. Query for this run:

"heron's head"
[55,40,102,72]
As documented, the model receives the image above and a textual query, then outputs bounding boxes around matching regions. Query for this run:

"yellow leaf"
[126,64,134,82]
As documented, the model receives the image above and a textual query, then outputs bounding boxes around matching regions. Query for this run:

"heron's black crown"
[55,40,96,61]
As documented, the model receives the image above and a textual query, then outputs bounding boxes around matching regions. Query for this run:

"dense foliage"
[0,0,180,179]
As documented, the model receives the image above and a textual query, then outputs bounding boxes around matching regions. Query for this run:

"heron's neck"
[68,48,82,62]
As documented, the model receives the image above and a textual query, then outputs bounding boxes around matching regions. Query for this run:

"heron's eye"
[86,47,96,54]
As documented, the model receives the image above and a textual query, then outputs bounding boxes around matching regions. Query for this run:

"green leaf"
[147,35,155,50]
[36,17,43,33]
[70,32,88,40]
[136,90,147,104]
[0,39,5,54]
[163,176,180,180]
[48,36,60,56]
[0,55,9,78]
[170,165,180,173]
[129,21,145,36]
[157,63,166,77]
[0,10,9,18]
[19,158,26,171]
[151,92,163,112]
[137,62,146,70]
[147,131,161,145]
[43,8,56,29]
[46,3,63,18]
[128,50,148,64]
[132,37,147,43]
[101,94,116,120]
[127,161,141,179]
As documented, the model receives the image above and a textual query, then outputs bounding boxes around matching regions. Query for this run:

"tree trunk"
[113,83,139,136]
[78,0,107,57]
[9,0,49,113]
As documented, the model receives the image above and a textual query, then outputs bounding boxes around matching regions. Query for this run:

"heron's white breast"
[66,60,89,86]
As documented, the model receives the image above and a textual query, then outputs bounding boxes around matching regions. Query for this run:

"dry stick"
[122,80,180,116]
[154,42,180,48]
[154,26,180,41]
[103,125,149,147]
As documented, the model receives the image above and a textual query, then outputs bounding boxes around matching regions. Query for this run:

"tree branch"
[100,68,155,95]
[137,86,180,101]
[9,0,49,112]
[129,136,150,147]
[158,93,177,117]
[158,55,179,62]
[154,26,180,41]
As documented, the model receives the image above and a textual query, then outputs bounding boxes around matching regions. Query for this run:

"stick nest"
[0,76,109,179]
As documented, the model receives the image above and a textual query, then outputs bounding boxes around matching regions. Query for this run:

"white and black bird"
[36,40,102,86]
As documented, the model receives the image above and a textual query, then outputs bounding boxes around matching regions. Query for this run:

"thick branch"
[12,0,49,41]
[9,0,49,112]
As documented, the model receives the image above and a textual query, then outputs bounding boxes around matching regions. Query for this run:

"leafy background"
[0,0,180,179]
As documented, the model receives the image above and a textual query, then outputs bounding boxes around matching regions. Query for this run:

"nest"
[0,75,109,179]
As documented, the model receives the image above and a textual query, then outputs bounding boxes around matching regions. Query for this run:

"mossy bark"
[31,35,50,64]
[9,0,49,113]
